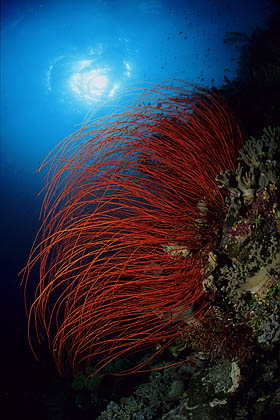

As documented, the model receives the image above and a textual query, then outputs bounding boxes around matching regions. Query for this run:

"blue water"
[0,0,275,413]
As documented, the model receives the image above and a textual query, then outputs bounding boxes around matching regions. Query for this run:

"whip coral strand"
[21,82,244,376]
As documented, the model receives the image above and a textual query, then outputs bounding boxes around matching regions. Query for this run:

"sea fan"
[21,82,243,376]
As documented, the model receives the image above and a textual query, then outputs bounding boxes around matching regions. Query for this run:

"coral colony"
[21,82,279,378]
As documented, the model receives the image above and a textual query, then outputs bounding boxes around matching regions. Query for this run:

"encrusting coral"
[208,126,280,302]
[182,126,280,361]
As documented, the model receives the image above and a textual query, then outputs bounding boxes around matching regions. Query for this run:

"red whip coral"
[21,82,244,376]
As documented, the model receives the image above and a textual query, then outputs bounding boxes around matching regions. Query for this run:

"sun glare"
[70,68,110,103]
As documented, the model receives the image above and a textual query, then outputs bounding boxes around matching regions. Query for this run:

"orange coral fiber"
[21,82,244,376]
